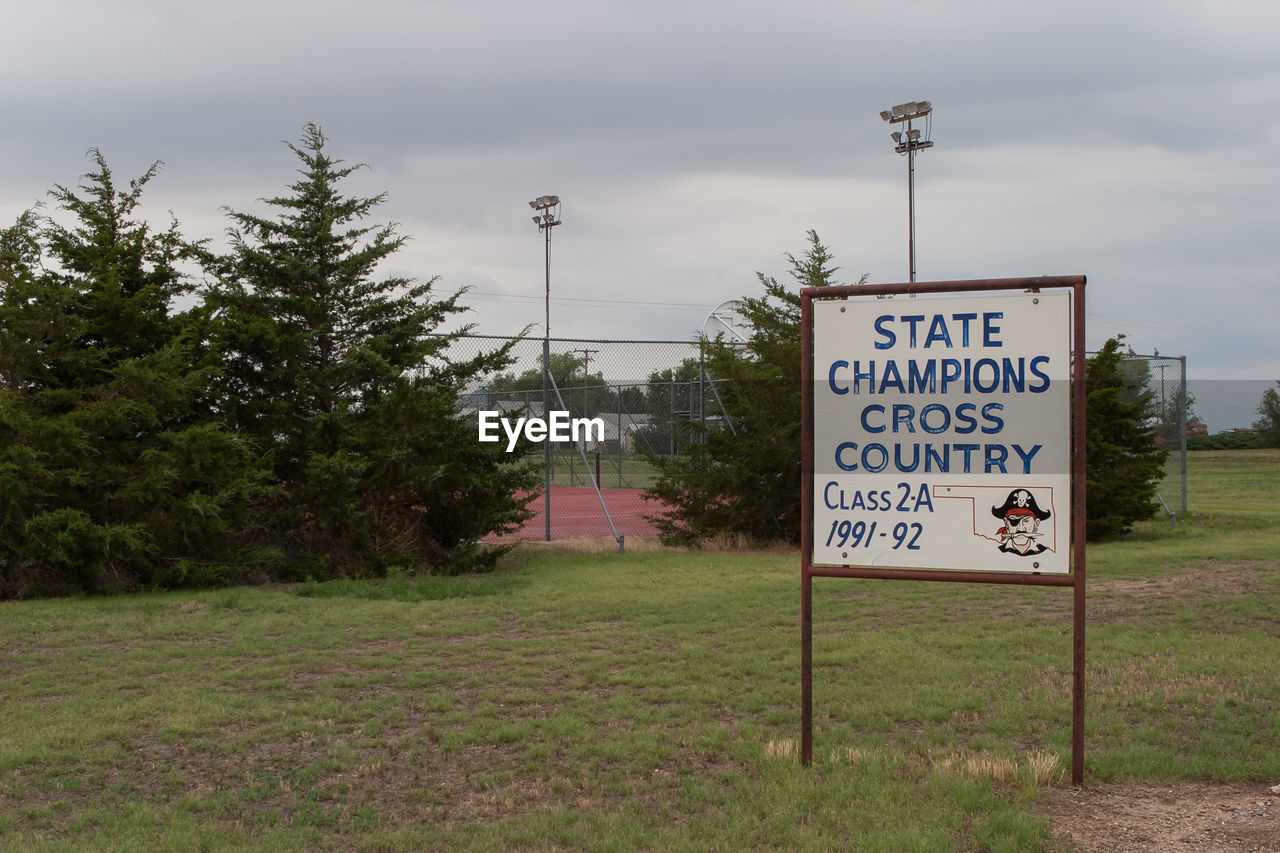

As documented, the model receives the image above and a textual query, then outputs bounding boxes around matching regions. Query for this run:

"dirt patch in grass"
[1086,562,1276,626]
[908,560,1278,627]
[1042,780,1279,852]
[822,561,1276,633]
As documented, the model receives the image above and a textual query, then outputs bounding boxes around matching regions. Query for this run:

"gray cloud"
[2,0,1277,398]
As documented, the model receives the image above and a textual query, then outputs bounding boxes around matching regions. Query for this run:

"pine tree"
[0,153,266,596]
[1254,382,1280,447]
[205,125,535,576]
[1084,336,1169,539]
[643,231,853,545]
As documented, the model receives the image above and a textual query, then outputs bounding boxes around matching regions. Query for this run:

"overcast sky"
[3,1,1278,401]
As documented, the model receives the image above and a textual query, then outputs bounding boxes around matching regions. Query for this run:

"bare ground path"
[1043,781,1279,852]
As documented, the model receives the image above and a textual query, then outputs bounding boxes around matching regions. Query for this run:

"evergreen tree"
[0,153,266,596]
[1084,336,1169,539]
[205,125,535,575]
[1254,381,1280,447]
[643,231,853,545]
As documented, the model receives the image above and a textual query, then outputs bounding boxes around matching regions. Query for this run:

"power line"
[466,291,714,311]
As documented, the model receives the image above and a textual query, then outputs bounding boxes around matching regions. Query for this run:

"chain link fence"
[445,334,733,485]
[439,334,735,543]
[437,334,1188,541]
[1110,350,1189,515]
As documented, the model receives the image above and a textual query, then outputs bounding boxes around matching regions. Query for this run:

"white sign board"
[813,293,1072,572]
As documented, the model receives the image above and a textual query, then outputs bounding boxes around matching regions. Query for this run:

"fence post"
[698,341,706,452]
[1179,355,1188,512]
[669,378,675,457]
[543,338,551,542]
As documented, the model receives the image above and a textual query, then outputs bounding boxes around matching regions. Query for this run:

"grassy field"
[1,451,1278,851]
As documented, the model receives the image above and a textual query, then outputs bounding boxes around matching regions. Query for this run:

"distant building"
[580,414,652,453]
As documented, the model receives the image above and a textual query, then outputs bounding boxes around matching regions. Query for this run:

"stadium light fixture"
[880,99,934,283]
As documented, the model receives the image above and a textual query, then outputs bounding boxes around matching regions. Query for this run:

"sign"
[812,292,1072,572]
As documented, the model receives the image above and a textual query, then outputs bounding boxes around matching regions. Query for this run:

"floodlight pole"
[530,195,562,541]
[908,141,918,283]
[881,101,934,283]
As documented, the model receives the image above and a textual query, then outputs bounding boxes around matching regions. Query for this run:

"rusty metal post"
[1071,279,1088,786]
[800,292,815,765]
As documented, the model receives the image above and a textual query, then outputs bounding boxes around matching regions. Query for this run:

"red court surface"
[484,487,662,543]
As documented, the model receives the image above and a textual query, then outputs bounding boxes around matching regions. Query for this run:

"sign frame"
[800,275,1087,784]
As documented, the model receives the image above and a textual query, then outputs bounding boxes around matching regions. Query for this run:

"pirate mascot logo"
[991,488,1051,556]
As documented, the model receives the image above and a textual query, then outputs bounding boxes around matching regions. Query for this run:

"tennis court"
[484,487,662,543]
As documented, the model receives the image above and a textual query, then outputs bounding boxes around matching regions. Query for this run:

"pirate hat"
[991,488,1051,521]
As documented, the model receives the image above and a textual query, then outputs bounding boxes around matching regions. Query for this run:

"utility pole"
[574,348,599,420]
[575,347,599,487]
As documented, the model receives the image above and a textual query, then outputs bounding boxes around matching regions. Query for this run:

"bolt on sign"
[812,292,1071,573]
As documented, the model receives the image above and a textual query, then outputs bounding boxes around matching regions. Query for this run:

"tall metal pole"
[530,195,561,542]
[1179,355,1188,513]
[543,223,552,540]
[907,133,916,283]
